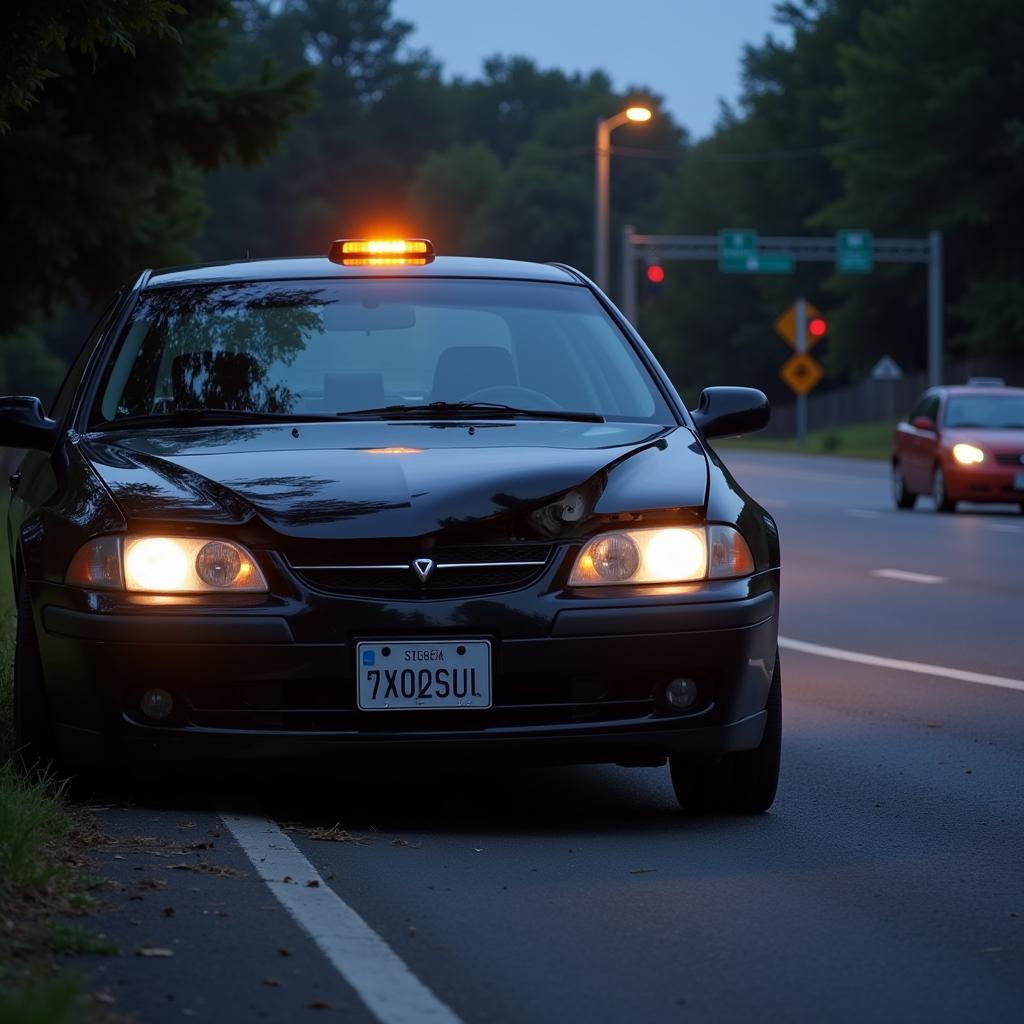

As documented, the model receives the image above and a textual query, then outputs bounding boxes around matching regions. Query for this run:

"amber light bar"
[328,238,435,266]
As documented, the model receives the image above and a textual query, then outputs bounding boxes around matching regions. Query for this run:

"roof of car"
[145,256,585,288]
[937,385,1024,396]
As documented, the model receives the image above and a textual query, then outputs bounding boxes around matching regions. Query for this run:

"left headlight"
[66,536,268,593]
[568,525,754,586]
[952,443,984,465]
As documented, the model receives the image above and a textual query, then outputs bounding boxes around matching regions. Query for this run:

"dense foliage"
[1,0,1020,403]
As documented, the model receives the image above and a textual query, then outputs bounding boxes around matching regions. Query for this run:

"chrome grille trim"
[292,561,547,571]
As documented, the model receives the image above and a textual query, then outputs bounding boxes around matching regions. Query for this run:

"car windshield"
[943,394,1024,429]
[93,278,674,425]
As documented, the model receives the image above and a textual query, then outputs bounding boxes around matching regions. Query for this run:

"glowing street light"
[594,105,653,291]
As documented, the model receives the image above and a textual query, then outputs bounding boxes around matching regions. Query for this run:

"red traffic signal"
[646,264,665,284]
[808,316,827,338]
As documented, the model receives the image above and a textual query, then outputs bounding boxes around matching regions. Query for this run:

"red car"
[892,382,1024,513]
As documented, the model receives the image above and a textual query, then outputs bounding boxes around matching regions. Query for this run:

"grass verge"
[713,419,896,461]
[1,506,118,1023]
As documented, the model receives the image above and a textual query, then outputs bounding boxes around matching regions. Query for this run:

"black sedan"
[3,239,780,812]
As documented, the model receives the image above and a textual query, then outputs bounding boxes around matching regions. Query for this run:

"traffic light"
[808,315,827,339]
[645,262,665,298]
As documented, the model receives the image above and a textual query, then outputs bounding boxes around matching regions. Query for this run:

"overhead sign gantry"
[620,228,944,388]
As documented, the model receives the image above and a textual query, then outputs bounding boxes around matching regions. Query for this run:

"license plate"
[1015,473,1024,491]
[357,641,492,710]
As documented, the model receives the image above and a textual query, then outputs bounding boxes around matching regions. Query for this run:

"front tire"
[892,460,916,509]
[932,465,956,513]
[13,579,58,774]
[670,655,781,814]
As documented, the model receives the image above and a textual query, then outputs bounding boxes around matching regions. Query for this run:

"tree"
[821,0,1024,362]
[0,0,312,342]
[0,0,184,131]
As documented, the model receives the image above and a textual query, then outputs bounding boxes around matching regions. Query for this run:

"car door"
[900,392,941,492]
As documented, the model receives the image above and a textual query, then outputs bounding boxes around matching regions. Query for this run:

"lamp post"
[594,106,652,292]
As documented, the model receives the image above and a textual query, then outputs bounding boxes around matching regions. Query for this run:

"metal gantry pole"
[621,225,637,325]
[927,231,944,388]
[593,119,611,291]
[795,297,808,445]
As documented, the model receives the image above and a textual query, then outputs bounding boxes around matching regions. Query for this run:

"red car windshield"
[943,394,1024,429]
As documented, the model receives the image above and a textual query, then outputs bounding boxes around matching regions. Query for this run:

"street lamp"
[594,106,652,292]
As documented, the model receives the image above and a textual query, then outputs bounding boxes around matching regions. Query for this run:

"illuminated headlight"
[66,536,268,593]
[952,443,984,465]
[568,525,754,586]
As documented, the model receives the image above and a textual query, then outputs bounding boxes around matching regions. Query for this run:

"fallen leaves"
[169,862,246,879]
[137,878,168,891]
[284,823,373,846]
[629,868,657,875]
[262,976,282,987]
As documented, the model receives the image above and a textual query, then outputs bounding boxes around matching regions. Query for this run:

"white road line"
[221,812,462,1024]
[848,509,882,519]
[988,523,1023,534]
[871,568,948,585]
[779,636,1024,694]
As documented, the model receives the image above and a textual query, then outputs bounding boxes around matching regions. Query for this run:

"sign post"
[775,298,824,443]
[871,354,903,423]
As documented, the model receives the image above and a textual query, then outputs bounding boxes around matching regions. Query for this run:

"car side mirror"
[690,387,770,439]
[0,396,59,452]
[910,415,936,431]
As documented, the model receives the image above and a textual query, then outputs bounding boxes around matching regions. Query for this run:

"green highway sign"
[718,229,757,270]
[836,229,874,272]
[719,229,793,273]
[721,250,795,274]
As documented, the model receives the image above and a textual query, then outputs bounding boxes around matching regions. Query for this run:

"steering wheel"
[462,386,563,411]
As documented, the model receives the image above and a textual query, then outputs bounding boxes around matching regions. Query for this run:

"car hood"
[81,421,709,539]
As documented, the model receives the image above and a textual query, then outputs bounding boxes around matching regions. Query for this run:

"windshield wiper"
[91,409,341,431]
[335,401,604,423]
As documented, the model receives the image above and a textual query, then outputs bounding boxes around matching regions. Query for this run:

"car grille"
[289,543,554,597]
[994,452,1024,466]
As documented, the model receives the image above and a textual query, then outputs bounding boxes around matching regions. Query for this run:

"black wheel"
[670,654,781,814]
[931,465,956,513]
[892,460,916,509]
[13,578,58,774]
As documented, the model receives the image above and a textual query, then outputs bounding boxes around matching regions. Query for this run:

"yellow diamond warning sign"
[780,352,823,395]
[774,300,823,349]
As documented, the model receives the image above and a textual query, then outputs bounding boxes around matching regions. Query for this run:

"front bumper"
[34,571,779,768]
[943,460,1024,503]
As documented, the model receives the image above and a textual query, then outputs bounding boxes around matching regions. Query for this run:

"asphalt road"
[78,451,1024,1023]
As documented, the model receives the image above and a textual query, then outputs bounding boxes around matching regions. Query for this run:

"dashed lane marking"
[221,812,462,1024]
[848,509,882,519]
[871,568,947,584]
[779,636,1024,694]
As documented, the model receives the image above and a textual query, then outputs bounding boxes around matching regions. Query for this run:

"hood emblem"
[411,557,435,582]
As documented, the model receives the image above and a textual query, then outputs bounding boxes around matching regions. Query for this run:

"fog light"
[141,688,174,720]
[665,677,697,709]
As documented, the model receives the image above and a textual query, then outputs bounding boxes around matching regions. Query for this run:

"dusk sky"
[391,0,788,139]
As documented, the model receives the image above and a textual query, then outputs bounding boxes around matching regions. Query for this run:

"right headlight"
[66,535,268,593]
[568,525,754,586]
